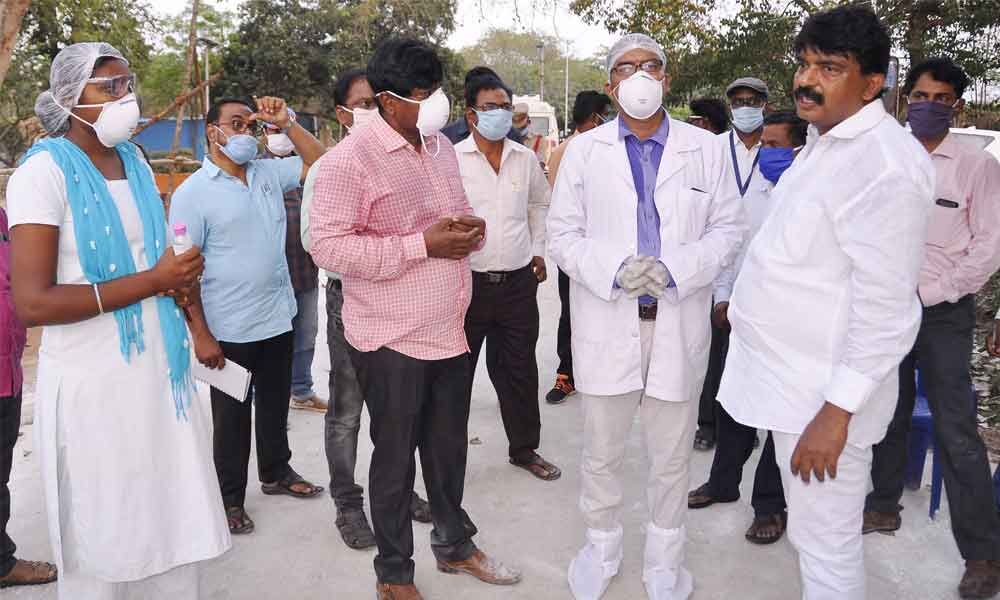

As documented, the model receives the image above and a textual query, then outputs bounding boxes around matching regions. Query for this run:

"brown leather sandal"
[0,559,58,588]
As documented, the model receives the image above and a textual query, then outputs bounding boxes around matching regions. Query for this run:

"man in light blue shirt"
[170,95,326,535]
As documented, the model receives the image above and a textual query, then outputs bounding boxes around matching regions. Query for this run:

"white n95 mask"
[614,72,664,121]
[66,93,141,147]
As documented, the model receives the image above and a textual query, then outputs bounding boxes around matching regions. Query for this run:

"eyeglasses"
[611,60,663,78]
[86,74,135,98]
[730,96,765,109]
[217,117,264,136]
[474,103,514,112]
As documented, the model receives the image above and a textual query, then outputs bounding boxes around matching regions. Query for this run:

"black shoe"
[693,426,716,451]
[545,375,575,405]
[410,493,432,523]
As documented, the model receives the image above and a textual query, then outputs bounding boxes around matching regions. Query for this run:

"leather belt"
[473,264,531,285]
[638,302,658,321]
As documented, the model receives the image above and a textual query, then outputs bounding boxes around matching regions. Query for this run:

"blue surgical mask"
[474,108,513,141]
[758,147,796,184]
[732,106,764,133]
[213,126,259,165]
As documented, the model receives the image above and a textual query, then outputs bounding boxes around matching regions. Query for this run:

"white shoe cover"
[642,523,693,600]
[568,526,624,600]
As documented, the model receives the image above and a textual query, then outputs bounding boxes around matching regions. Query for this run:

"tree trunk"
[167,0,200,200]
[904,0,941,67]
[0,0,32,90]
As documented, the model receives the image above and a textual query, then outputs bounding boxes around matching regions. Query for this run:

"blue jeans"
[291,286,319,399]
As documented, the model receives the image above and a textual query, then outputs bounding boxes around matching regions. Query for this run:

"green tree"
[1,0,157,166]
[139,2,237,115]
[216,0,463,122]
[459,29,608,130]
[572,0,1000,108]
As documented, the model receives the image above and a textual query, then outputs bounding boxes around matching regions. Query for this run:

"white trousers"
[579,321,697,532]
[773,431,871,600]
[58,562,200,600]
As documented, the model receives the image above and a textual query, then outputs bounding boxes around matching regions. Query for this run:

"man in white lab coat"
[717,6,935,599]
[547,33,743,600]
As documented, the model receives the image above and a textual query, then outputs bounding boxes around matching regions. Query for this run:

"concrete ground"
[5,272,972,599]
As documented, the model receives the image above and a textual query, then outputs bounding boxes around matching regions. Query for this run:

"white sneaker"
[642,523,693,600]
[568,526,623,600]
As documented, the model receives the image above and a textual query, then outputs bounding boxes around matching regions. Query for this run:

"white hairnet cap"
[35,42,128,136]
[606,33,665,74]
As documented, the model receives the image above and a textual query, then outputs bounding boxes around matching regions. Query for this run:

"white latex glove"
[640,260,671,298]
[615,255,655,298]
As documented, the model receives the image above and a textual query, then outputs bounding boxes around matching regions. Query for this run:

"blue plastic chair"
[902,370,977,519]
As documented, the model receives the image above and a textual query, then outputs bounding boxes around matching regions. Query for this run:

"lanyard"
[730,130,760,198]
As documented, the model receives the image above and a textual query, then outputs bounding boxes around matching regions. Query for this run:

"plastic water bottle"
[172,223,193,255]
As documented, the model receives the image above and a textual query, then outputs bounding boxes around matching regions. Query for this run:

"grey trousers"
[323,280,366,511]
[868,295,1000,560]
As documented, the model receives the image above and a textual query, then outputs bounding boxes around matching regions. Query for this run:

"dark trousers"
[350,346,477,584]
[556,268,573,381]
[697,316,727,434]
[465,266,541,460]
[324,280,366,511]
[868,295,1000,559]
[0,393,21,577]
[703,328,785,516]
[212,331,295,508]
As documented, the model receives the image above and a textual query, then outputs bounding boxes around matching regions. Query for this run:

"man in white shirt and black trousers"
[456,70,560,482]
[716,6,934,599]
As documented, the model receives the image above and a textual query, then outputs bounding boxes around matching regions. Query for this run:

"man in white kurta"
[717,6,935,599]
[548,33,742,600]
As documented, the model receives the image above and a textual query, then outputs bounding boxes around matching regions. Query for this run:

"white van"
[949,127,1000,162]
[513,94,559,153]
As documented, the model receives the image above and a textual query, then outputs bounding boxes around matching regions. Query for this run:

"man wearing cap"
[693,77,769,454]
[548,33,743,600]
[514,103,551,169]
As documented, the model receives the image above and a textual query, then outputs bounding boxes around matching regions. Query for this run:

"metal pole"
[564,43,570,136]
[204,45,210,110]
[538,43,545,101]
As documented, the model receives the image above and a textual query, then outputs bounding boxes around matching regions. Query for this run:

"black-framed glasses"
[86,74,135,98]
[611,60,663,78]
[474,102,514,112]
[217,117,264,136]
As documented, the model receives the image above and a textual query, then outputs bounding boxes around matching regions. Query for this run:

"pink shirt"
[310,115,474,361]
[920,134,1000,307]
[0,207,26,397]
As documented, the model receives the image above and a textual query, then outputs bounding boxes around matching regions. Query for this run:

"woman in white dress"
[6,42,230,598]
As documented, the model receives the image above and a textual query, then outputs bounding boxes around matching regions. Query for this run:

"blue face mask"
[214,126,259,165]
[758,147,796,184]
[731,106,764,133]
[474,108,513,141]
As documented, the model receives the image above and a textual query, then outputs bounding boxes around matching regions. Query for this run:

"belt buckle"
[486,273,504,284]
[639,302,658,321]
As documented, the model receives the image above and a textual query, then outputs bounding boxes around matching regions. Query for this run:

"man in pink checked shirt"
[309,38,521,600]
[865,57,1000,599]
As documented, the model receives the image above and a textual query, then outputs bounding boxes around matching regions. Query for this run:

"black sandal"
[510,452,562,481]
[226,506,255,535]
[745,512,787,545]
[335,509,377,550]
[261,469,324,498]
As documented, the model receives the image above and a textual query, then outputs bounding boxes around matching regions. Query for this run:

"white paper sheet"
[192,360,252,402]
